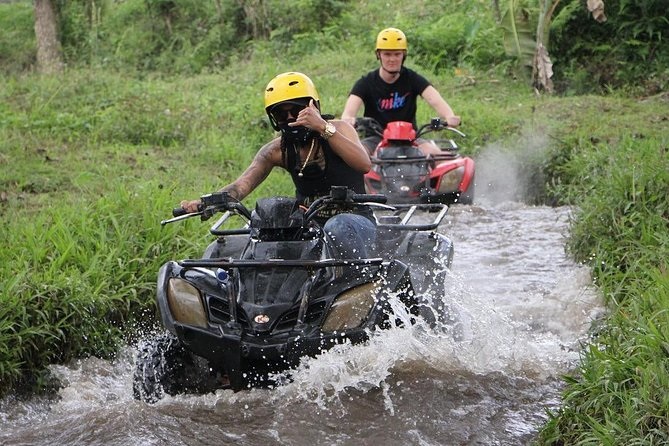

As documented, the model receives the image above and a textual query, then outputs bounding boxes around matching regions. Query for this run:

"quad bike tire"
[133,331,220,403]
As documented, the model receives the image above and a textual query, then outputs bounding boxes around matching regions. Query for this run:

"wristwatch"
[321,121,336,140]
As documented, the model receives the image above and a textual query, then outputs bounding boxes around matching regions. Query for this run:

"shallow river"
[0,197,604,445]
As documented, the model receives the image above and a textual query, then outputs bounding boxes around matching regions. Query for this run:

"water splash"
[475,131,551,205]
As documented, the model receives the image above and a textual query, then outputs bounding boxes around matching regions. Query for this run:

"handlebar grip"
[172,207,189,217]
[353,193,388,204]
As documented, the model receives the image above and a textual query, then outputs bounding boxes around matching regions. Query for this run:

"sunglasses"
[271,101,308,123]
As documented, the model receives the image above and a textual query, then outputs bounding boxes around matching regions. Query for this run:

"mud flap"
[392,231,453,295]
[220,349,245,391]
[380,259,420,324]
[381,259,412,292]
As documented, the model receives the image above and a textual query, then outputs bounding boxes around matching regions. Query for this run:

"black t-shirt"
[350,67,431,129]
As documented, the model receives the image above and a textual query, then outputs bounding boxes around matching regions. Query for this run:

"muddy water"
[0,202,604,446]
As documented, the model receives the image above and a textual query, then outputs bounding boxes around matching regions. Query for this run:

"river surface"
[0,198,604,445]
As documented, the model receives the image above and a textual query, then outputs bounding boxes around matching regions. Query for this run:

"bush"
[409,8,506,72]
[550,0,669,94]
[0,1,35,74]
[58,0,244,73]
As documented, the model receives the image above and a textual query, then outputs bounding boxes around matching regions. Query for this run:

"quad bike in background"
[133,186,455,402]
[356,117,475,205]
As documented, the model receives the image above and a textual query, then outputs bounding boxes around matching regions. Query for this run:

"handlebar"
[354,117,385,138]
[355,117,466,140]
[303,187,387,222]
[351,193,387,203]
[162,186,389,227]
[172,207,189,217]
[161,191,248,226]
[417,118,466,138]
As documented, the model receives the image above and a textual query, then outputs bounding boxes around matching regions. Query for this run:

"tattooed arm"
[180,138,282,212]
[219,138,283,200]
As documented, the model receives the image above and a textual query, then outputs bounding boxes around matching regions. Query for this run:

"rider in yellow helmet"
[264,71,321,139]
[341,28,461,157]
[375,27,408,64]
[180,72,376,257]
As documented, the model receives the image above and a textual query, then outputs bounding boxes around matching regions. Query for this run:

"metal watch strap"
[321,121,336,139]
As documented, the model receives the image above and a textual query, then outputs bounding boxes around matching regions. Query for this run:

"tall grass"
[0,183,197,393]
[540,269,669,444]
[566,137,669,288]
[536,105,669,444]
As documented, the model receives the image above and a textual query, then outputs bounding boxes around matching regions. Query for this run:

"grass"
[0,183,188,389]
[540,269,669,444]
[536,102,669,443]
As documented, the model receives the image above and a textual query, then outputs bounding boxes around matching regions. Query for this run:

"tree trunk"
[491,0,500,22]
[34,0,63,74]
[236,0,270,39]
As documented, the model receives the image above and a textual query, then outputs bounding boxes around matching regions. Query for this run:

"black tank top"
[285,138,366,202]
[285,137,373,222]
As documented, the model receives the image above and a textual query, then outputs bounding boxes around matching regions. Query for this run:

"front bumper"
[174,322,369,390]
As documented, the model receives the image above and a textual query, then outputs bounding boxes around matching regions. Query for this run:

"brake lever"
[161,211,202,226]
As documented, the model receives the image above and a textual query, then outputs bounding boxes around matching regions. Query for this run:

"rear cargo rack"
[374,203,448,231]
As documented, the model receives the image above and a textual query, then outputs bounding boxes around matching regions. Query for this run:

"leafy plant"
[499,0,538,68]
[0,2,35,74]
[550,0,669,93]
[410,10,506,72]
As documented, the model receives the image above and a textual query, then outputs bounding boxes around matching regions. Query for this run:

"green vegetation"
[1,0,668,444]
[537,99,669,444]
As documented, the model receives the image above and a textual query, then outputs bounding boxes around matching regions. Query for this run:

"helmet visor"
[269,99,310,124]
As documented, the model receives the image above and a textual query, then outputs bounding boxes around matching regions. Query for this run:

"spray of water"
[475,130,551,206]
[240,246,603,412]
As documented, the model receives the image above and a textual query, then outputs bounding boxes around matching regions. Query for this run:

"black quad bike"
[133,186,454,402]
[356,117,475,205]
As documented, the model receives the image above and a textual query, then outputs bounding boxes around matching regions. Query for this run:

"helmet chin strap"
[381,65,401,76]
[280,123,315,144]
[377,52,404,77]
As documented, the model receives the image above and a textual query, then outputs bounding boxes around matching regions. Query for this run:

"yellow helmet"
[375,28,407,51]
[264,72,320,112]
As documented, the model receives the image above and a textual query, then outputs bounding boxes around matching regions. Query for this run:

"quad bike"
[133,186,455,402]
[356,117,475,205]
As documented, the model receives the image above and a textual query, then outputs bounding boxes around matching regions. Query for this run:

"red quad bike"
[356,117,475,205]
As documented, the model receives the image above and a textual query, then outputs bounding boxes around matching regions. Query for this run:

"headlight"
[438,166,465,193]
[322,282,378,333]
[167,278,208,328]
